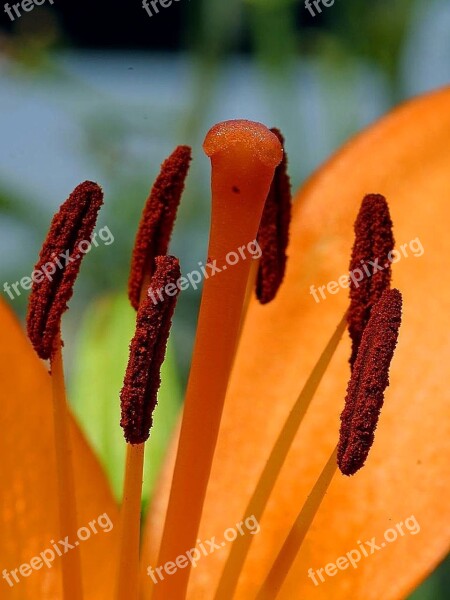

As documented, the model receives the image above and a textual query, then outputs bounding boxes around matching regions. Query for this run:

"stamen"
[348,194,394,367]
[25,182,102,597]
[120,255,181,445]
[256,128,292,304]
[128,146,191,310]
[338,288,403,476]
[116,255,181,600]
[26,181,103,360]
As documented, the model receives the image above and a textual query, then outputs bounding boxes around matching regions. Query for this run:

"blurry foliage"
[0,183,43,224]
[0,7,60,70]
[332,0,413,86]
[246,0,298,69]
[408,556,450,600]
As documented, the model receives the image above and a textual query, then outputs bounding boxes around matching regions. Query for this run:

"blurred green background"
[1,0,449,596]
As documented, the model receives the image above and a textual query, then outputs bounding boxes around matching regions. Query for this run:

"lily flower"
[0,86,449,600]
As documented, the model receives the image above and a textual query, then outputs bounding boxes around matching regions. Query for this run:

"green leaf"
[69,294,182,505]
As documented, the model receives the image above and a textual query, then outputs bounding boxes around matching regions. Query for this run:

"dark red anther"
[338,288,402,476]
[128,146,192,310]
[256,128,291,304]
[348,194,395,368]
[121,255,181,445]
[26,181,103,360]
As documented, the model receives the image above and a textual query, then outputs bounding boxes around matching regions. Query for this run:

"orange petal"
[0,299,118,598]
[143,87,450,599]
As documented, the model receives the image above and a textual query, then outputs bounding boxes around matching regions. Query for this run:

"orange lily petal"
[143,87,450,599]
[0,299,118,598]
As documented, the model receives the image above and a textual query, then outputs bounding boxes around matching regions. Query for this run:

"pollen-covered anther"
[348,193,395,368]
[256,128,292,304]
[338,288,403,476]
[26,181,104,360]
[121,255,181,445]
[128,146,192,310]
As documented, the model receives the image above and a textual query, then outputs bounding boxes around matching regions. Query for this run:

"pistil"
[154,120,283,599]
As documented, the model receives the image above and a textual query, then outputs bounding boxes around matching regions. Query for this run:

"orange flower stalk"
[154,120,283,599]
[1,88,450,600]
